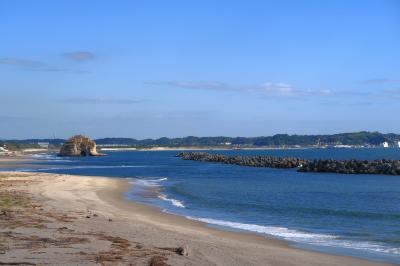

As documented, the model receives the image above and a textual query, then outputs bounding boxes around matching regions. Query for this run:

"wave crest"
[185,216,400,255]
[19,165,148,172]
[158,193,185,208]
[130,177,168,187]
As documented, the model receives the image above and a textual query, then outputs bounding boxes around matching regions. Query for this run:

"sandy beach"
[0,164,394,265]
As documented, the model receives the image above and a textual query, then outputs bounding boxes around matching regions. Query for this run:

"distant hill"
[2,132,400,149]
[3,139,66,145]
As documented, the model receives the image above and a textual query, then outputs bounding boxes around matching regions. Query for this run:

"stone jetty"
[177,152,400,175]
[298,159,400,175]
[177,152,307,168]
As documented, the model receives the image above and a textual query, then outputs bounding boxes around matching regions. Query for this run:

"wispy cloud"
[0,58,46,68]
[147,81,234,92]
[333,90,370,97]
[58,97,147,104]
[146,81,331,97]
[362,78,400,85]
[63,51,95,62]
[29,66,69,72]
[0,57,89,74]
[257,83,331,96]
[383,89,400,98]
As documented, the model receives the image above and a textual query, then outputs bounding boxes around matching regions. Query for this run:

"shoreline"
[98,177,290,247]
[107,178,400,265]
[0,167,395,265]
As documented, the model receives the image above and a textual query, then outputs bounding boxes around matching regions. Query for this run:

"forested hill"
[3,132,400,148]
[94,132,399,147]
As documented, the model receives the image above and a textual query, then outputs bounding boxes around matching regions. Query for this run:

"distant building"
[397,141,400,148]
[97,144,129,147]
[0,146,10,155]
[382,141,389,148]
[0,147,9,152]
[224,142,232,146]
[334,144,352,148]
[37,142,49,148]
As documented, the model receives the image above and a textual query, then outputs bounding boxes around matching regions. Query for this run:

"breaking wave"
[158,193,185,208]
[185,216,400,256]
[18,165,149,172]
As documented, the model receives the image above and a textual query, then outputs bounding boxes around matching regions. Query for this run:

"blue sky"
[1,0,399,139]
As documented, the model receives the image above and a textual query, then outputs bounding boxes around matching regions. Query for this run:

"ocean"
[6,148,400,264]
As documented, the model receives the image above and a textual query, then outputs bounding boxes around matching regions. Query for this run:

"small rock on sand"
[176,245,189,256]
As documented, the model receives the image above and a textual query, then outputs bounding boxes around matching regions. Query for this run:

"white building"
[0,146,10,155]
[37,142,49,148]
[382,141,389,148]
[397,141,400,148]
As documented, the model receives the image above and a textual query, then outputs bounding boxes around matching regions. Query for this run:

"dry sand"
[0,169,395,265]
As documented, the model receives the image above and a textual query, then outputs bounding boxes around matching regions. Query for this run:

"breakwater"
[177,152,400,175]
[298,159,400,175]
[177,152,307,168]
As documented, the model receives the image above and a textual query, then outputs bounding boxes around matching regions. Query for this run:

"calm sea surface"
[5,148,400,264]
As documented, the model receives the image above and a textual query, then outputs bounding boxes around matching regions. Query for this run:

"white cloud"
[147,81,331,97]
[0,58,46,68]
[58,97,147,104]
[63,51,95,62]
[362,78,400,85]
[0,56,90,74]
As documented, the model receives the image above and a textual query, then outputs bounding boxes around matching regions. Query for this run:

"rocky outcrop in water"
[177,152,307,168]
[298,159,400,175]
[59,135,105,157]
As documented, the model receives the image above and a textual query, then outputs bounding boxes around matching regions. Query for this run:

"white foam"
[31,153,54,159]
[128,177,184,208]
[30,153,72,162]
[158,193,185,208]
[185,216,400,255]
[20,165,148,172]
[186,216,334,240]
[129,177,168,187]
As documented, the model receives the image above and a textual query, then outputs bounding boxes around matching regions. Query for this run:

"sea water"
[6,148,400,264]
